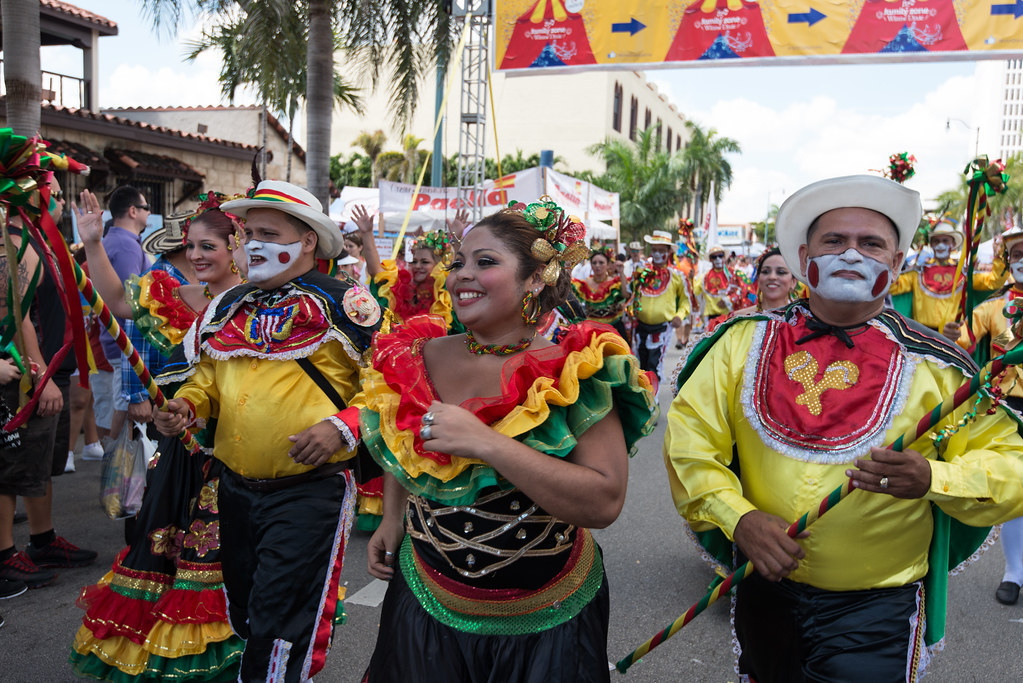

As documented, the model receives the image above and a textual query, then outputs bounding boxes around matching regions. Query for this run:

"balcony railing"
[0,59,89,110]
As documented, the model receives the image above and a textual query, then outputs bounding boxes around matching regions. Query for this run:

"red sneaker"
[26,536,97,569]
[0,551,56,588]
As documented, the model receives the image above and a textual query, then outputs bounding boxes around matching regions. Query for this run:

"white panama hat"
[220,180,343,259]
[928,220,963,250]
[643,230,674,246]
[776,175,922,283]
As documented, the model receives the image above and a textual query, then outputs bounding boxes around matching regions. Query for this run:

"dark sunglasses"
[53,191,64,201]
[135,204,151,212]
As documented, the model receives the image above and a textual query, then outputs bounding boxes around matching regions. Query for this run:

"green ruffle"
[363,353,658,505]
[68,638,241,682]
[125,276,177,357]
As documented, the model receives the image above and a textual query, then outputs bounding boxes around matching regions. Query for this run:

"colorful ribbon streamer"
[615,344,1023,673]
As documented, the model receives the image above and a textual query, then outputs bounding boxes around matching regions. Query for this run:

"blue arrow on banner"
[611,18,646,36]
[787,8,826,26]
[991,1,1023,18]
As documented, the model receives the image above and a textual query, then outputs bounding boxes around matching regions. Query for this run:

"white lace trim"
[739,316,918,464]
[323,415,358,451]
[949,525,1000,577]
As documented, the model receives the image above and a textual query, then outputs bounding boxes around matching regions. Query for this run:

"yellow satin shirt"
[890,260,1006,330]
[665,317,1023,592]
[693,271,733,318]
[959,292,1023,399]
[634,271,691,326]
[175,340,361,478]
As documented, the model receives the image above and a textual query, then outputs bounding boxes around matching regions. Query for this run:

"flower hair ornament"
[183,191,245,246]
[591,245,615,263]
[412,230,455,265]
[508,197,589,285]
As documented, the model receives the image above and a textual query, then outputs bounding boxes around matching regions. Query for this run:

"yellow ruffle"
[362,328,650,484]
[73,619,236,670]
[359,495,383,517]
[374,260,454,327]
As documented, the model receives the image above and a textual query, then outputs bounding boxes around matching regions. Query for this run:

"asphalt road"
[3,344,1023,681]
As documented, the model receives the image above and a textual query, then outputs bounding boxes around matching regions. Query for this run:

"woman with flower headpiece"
[352,205,469,329]
[69,190,246,682]
[343,198,658,681]
[572,245,630,338]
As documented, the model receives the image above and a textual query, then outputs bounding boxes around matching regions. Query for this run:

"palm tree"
[140,0,455,207]
[679,121,741,221]
[1,0,41,135]
[402,134,424,184]
[185,3,362,184]
[352,130,387,187]
[588,127,684,242]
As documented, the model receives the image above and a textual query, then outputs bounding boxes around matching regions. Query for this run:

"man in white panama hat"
[693,243,743,326]
[155,179,381,682]
[890,217,1006,335]
[664,174,1023,681]
[630,230,691,383]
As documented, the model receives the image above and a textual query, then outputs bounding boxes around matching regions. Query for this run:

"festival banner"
[588,182,620,222]
[544,168,589,216]
[379,167,544,214]
[495,0,1023,72]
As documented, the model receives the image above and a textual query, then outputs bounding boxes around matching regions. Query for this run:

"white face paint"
[651,251,667,265]
[1011,260,1023,283]
[932,243,952,260]
[711,255,724,268]
[245,239,303,284]
[805,248,893,303]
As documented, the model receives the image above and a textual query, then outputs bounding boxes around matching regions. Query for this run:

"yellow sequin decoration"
[784,350,859,416]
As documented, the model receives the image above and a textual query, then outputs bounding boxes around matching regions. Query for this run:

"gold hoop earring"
[521,290,541,326]
[231,261,239,275]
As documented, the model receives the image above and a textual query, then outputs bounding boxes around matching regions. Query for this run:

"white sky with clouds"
[35,1,989,224]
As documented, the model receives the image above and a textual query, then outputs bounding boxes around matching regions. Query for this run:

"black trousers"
[633,321,669,381]
[735,572,921,683]
[219,466,354,682]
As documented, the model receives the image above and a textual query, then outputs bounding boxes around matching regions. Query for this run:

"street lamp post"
[946,117,980,157]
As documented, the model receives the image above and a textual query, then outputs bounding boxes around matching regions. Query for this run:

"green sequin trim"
[170,579,223,592]
[398,536,604,636]
[109,583,164,603]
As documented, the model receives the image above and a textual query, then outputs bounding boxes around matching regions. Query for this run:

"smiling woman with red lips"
[344,201,658,682]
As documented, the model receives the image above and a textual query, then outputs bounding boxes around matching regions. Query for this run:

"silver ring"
[422,411,435,425]
[420,424,433,440]
[879,476,889,489]
[384,551,394,557]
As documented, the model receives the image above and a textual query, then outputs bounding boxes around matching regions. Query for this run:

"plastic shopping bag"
[99,421,153,520]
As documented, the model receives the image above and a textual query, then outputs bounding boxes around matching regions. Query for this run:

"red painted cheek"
[871,271,890,297]
[278,252,291,264]
[808,261,820,288]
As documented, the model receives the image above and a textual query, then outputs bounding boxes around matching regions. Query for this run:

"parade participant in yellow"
[352,205,468,329]
[572,245,630,338]
[631,230,691,383]
[665,175,1023,682]
[890,219,1006,331]
[693,245,743,327]
[154,180,380,683]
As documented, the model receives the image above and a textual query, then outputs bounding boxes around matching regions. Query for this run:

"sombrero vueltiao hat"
[627,241,642,250]
[1002,224,1023,252]
[707,245,726,257]
[928,219,963,250]
[141,212,188,255]
[776,174,922,284]
[643,230,674,246]
[220,180,343,259]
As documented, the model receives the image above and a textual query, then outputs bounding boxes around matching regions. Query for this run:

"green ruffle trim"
[125,276,178,358]
[362,353,658,506]
[398,536,604,636]
[68,638,242,682]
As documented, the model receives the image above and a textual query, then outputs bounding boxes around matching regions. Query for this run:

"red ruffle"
[388,266,437,321]
[80,584,163,645]
[152,586,229,624]
[372,315,618,467]
[357,475,384,498]
[146,270,195,331]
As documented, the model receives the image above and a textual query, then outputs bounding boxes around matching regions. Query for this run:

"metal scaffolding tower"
[452,1,492,221]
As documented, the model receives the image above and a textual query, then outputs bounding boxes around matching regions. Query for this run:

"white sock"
[1002,517,1023,585]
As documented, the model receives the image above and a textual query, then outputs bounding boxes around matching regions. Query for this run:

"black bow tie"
[796,317,861,349]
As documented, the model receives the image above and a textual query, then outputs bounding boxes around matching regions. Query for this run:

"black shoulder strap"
[296,357,346,410]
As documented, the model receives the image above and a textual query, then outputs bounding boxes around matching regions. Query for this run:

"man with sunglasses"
[92,186,152,441]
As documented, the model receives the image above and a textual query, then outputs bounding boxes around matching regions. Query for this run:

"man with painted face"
[693,244,742,326]
[154,180,381,682]
[889,218,1006,333]
[631,230,691,383]
[664,175,1023,682]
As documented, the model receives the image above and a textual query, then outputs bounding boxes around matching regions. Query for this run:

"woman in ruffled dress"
[69,191,246,681]
[348,199,659,681]
[572,245,630,338]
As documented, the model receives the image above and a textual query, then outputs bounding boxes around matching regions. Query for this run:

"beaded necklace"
[203,284,213,300]
[464,330,535,356]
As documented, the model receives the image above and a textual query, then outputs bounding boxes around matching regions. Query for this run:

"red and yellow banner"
[495,0,1023,71]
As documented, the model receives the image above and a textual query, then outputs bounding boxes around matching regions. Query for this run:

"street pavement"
[3,343,1023,681]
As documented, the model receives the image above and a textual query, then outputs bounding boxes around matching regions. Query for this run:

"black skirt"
[364,559,612,683]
